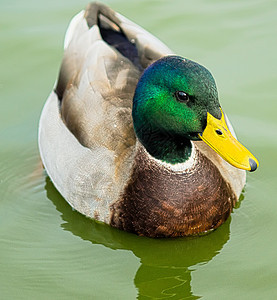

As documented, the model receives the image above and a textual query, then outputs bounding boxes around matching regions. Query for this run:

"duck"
[38,2,259,237]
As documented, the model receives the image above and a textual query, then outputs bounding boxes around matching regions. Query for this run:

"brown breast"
[110,145,237,237]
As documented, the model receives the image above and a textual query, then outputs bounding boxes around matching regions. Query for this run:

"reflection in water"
[45,177,231,299]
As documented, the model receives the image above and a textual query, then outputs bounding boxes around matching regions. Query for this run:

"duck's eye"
[175,91,189,103]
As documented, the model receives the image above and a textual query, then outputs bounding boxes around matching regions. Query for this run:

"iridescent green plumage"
[132,56,221,163]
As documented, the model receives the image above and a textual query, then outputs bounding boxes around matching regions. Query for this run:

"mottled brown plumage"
[111,145,236,237]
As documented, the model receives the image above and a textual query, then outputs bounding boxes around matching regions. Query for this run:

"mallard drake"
[39,2,258,237]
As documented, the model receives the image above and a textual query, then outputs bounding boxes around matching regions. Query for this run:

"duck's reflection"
[45,176,231,299]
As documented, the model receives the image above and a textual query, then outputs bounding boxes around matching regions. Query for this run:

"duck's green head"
[132,56,258,171]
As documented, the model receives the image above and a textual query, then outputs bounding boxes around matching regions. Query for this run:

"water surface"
[1,0,277,298]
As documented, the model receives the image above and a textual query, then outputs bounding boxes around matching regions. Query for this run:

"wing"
[39,2,173,222]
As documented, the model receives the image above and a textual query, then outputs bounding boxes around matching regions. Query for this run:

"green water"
[1,0,277,298]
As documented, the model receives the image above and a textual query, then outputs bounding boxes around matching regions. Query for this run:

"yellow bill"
[199,108,259,172]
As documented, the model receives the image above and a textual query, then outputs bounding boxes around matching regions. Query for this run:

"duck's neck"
[135,126,192,164]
